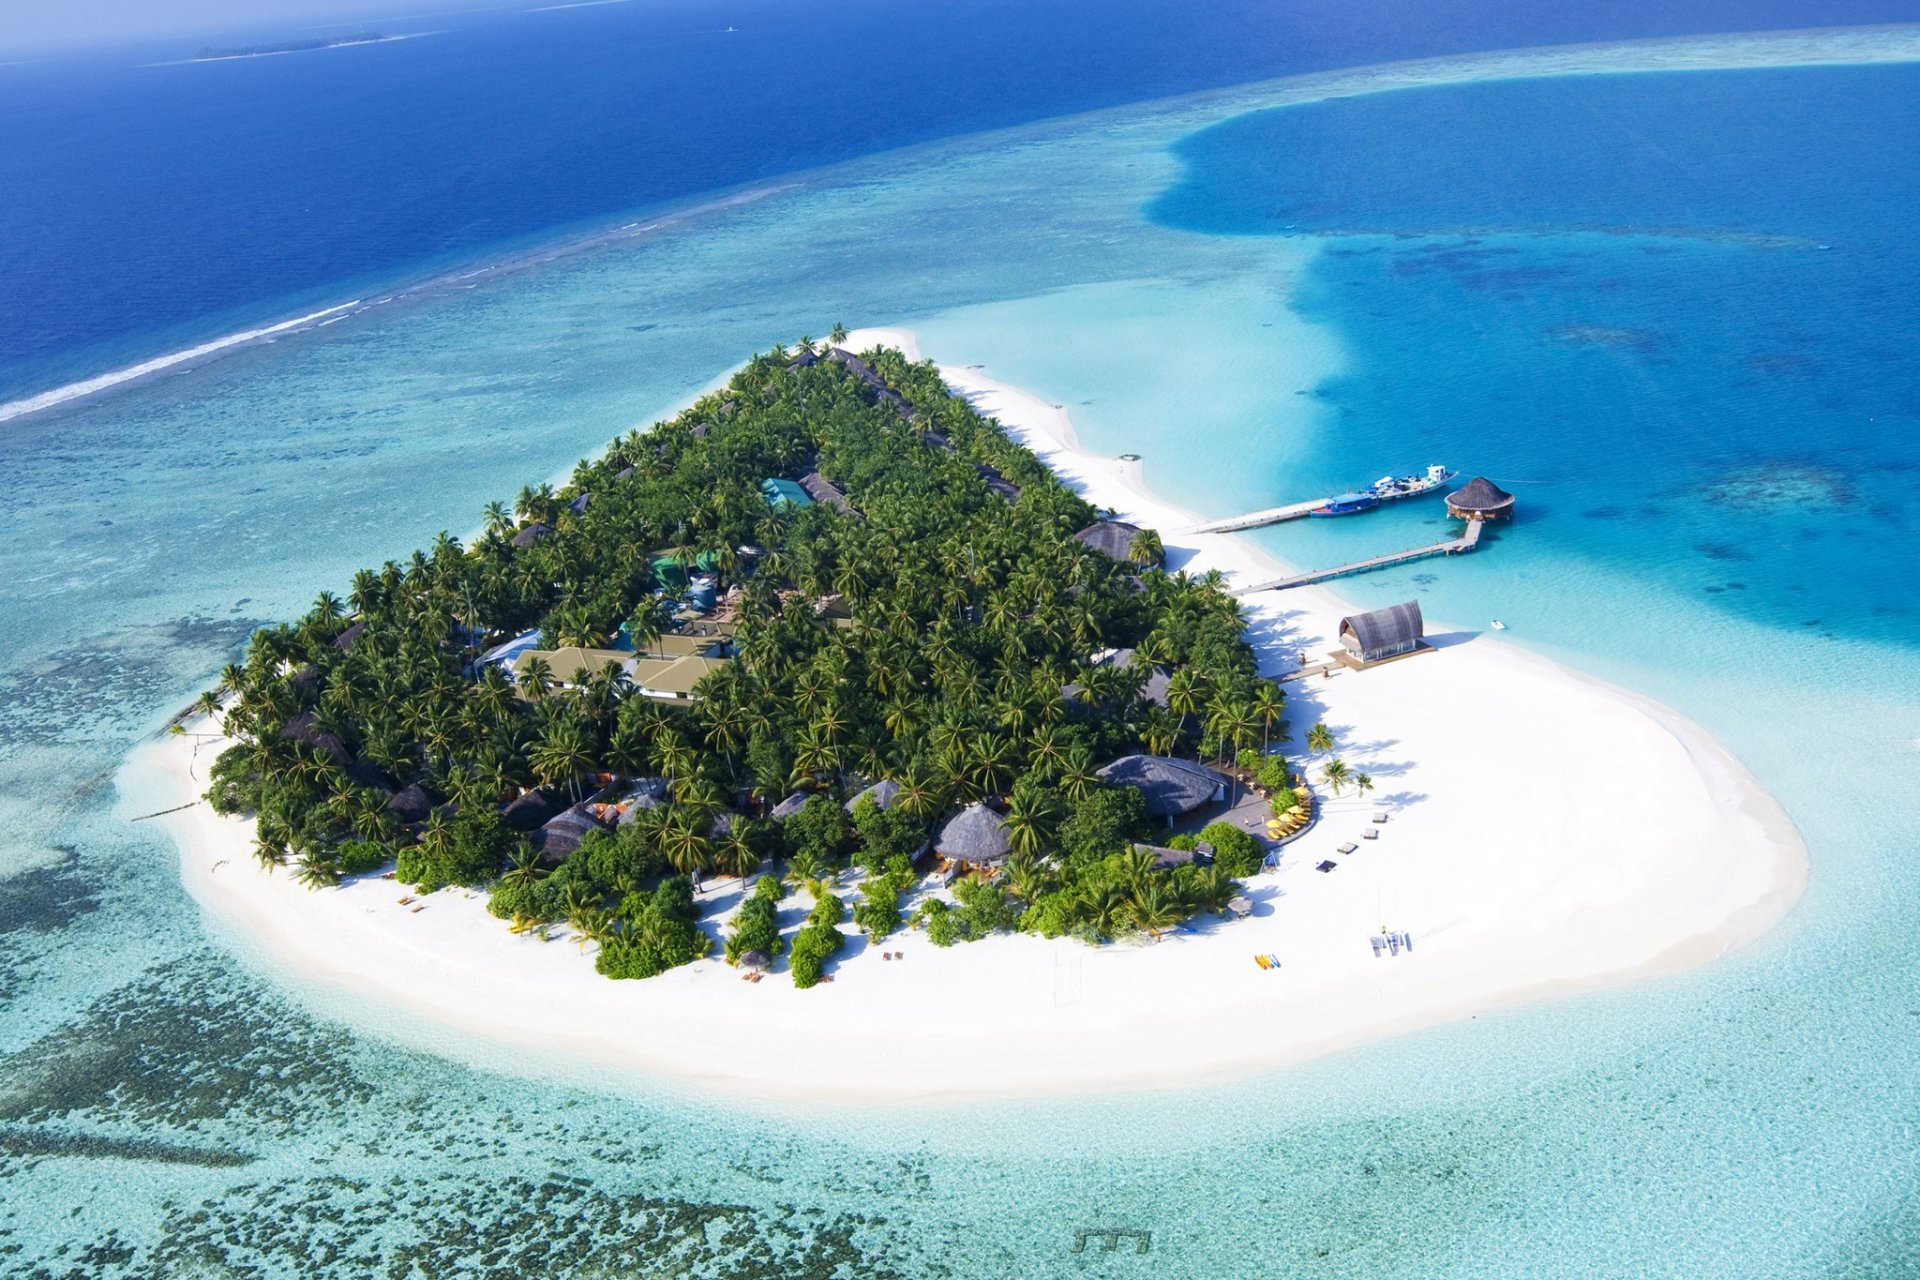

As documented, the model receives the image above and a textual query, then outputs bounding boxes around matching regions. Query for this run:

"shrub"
[1198,821,1263,878]
[337,839,390,876]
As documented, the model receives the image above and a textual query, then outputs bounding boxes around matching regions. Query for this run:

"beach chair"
[1362,828,1379,840]
[1316,860,1337,873]
[1336,842,1357,855]
[1255,955,1270,970]
[1372,812,1388,824]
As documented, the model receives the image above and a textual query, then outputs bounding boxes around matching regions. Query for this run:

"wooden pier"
[1236,518,1483,595]
[1182,497,1325,535]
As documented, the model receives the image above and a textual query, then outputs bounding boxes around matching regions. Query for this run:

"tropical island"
[200,335,1306,988]
[137,328,1803,1103]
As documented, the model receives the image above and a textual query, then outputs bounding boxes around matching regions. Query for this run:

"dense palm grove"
[205,337,1280,982]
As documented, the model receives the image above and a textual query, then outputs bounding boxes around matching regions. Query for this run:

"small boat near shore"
[1309,491,1382,517]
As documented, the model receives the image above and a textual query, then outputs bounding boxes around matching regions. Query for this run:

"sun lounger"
[1255,955,1270,970]
[1337,842,1357,855]
[1372,812,1388,824]
[1316,860,1336,873]
[1362,828,1379,840]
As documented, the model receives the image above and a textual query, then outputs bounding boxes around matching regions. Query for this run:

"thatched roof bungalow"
[1338,600,1425,665]
[386,783,439,825]
[510,522,553,548]
[1073,520,1162,569]
[1445,476,1515,521]
[1096,754,1229,822]
[279,711,350,763]
[533,805,607,861]
[845,779,901,814]
[798,470,855,515]
[770,791,813,820]
[936,803,1012,869]
[975,462,1021,501]
[331,622,366,652]
[503,788,559,833]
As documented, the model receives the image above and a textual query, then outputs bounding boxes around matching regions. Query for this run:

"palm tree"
[1165,669,1204,723]
[1129,878,1185,937]
[519,656,555,702]
[1250,681,1287,754]
[829,322,849,345]
[659,819,711,878]
[713,830,759,883]
[1305,721,1334,757]
[1002,789,1056,856]
[1353,772,1374,800]
[531,722,593,803]
[296,849,342,889]
[1320,757,1352,796]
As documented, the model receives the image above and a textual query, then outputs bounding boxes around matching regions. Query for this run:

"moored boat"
[1309,491,1382,517]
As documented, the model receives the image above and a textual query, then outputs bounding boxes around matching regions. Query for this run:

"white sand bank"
[125,328,1805,1107]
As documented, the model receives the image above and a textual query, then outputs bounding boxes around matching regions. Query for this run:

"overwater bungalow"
[1337,600,1427,666]
[1096,754,1229,826]
[1445,476,1515,521]
[936,802,1012,870]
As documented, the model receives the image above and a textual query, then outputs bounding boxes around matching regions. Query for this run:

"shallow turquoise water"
[3,50,1919,1280]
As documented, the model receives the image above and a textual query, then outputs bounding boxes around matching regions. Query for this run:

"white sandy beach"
[124,328,1806,1107]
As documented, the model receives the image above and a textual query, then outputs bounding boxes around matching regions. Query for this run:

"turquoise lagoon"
[4,41,1920,1280]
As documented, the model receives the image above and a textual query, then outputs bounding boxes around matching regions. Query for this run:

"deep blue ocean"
[4,3,1920,1277]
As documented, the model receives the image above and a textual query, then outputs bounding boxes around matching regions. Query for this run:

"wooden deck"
[1235,518,1483,595]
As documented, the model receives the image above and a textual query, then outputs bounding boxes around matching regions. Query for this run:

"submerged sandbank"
[127,329,1805,1107]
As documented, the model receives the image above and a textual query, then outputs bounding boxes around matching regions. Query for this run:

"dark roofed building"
[1074,520,1162,569]
[771,792,813,820]
[975,462,1021,501]
[1446,476,1515,521]
[331,621,366,651]
[936,802,1012,869]
[1097,754,1228,823]
[1337,600,1425,665]
[503,788,560,833]
[279,710,349,763]
[510,522,553,548]
[533,805,607,861]
[798,470,855,515]
[788,346,821,369]
[346,758,396,794]
[386,783,439,825]
[845,779,901,814]
[825,348,914,418]
[1064,649,1170,711]
[568,493,590,515]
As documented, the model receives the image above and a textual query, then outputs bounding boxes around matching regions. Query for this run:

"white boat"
[1491,620,1506,631]
[1367,463,1455,502]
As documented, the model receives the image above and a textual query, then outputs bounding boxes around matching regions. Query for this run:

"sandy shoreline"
[123,328,1806,1107]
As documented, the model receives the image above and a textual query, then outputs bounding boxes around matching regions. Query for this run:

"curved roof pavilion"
[1339,600,1425,664]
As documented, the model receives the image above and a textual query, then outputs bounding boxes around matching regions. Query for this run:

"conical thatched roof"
[1096,755,1228,819]
[1073,521,1160,567]
[331,622,366,651]
[845,779,901,814]
[386,783,439,825]
[503,788,559,832]
[936,803,1012,867]
[279,710,349,763]
[1446,476,1514,515]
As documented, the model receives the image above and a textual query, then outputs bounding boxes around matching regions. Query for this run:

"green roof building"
[761,477,813,511]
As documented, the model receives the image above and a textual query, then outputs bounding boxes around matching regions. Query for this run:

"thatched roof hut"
[533,805,606,860]
[331,621,366,651]
[279,711,350,763]
[798,470,855,515]
[1446,476,1515,520]
[1135,843,1206,870]
[1338,600,1424,664]
[845,779,901,814]
[386,783,439,825]
[346,758,396,794]
[503,788,559,833]
[1096,755,1228,821]
[1073,520,1161,568]
[975,462,1020,501]
[770,791,812,820]
[1062,648,1171,711]
[510,522,553,548]
[936,803,1012,868]
[741,950,772,972]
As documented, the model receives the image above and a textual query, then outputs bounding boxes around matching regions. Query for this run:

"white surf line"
[526,0,630,10]
[0,301,363,426]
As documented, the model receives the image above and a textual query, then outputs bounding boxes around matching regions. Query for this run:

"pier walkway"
[1236,519,1483,595]
[1182,498,1325,535]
